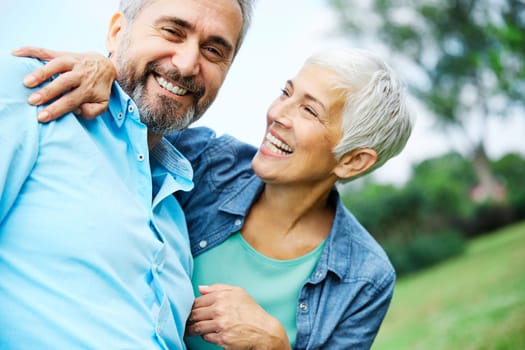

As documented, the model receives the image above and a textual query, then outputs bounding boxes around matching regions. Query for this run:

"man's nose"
[171,42,200,77]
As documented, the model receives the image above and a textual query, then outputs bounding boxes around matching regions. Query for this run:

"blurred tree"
[329,0,525,201]
[492,152,525,218]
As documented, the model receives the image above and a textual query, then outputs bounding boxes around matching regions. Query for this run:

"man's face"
[107,0,243,134]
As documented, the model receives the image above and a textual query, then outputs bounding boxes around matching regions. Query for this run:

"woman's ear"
[334,148,378,180]
[106,12,126,56]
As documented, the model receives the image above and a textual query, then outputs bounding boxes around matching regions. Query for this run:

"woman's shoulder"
[331,197,395,283]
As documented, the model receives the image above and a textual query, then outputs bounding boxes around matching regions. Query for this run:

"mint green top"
[185,232,326,349]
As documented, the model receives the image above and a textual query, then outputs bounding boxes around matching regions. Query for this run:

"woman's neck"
[241,181,336,260]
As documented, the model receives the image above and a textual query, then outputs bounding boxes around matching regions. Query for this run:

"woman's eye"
[280,88,290,97]
[304,106,319,118]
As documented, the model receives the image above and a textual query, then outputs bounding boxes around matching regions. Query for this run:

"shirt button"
[315,271,323,279]
[117,112,123,120]
[234,219,242,226]
[199,240,208,248]
[299,303,308,311]
[128,105,135,113]
[156,326,161,334]
[137,153,145,161]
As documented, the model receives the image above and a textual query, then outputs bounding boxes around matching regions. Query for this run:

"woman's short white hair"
[306,48,413,180]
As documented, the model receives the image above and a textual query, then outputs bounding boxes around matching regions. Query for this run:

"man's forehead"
[138,0,242,45]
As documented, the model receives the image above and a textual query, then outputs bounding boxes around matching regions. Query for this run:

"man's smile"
[155,75,189,96]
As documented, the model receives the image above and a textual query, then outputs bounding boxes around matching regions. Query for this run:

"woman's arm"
[12,46,115,122]
[322,273,395,349]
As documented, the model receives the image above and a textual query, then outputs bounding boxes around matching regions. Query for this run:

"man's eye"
[162,27,183,38]
[280,88,290,97]
[204,46,222,57]
[201,46,227,63]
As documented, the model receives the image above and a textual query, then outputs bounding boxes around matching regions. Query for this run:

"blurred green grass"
[373,221,525,350]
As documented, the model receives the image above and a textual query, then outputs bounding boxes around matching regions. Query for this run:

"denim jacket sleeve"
[166,127,258,255]
[320,269,394,349]
[167,126,257,203]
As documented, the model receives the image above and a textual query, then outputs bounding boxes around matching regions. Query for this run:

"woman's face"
[252,63,345,187]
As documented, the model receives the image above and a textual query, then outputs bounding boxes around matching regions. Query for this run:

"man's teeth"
[265,133,292,155]
[156,76,188,96]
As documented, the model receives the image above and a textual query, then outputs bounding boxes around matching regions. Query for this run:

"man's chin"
[141,113,195,135]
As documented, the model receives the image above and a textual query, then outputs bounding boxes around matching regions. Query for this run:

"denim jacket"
[169,127,395,350]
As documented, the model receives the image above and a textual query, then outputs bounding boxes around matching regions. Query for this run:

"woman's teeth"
[156,76,188,96]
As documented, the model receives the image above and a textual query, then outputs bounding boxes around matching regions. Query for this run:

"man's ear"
[106,12,126,55]
[334,148,378,180]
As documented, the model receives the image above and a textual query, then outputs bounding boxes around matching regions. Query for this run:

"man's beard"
[117,60,210,135]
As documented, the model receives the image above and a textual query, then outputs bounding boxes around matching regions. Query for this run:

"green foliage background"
[341,151,525,276]
[372,221,525,350]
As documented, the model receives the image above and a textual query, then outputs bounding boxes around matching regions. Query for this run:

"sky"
[2,0,523,185]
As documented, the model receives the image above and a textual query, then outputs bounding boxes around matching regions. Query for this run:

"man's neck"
[147,132,162,150]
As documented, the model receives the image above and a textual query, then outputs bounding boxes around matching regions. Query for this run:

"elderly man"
[0,0,253,348]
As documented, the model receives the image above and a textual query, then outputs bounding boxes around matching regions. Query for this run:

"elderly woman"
[172,48,412,350]
[17,47,412,349]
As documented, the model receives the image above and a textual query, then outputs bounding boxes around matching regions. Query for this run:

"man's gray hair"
[118,0,255,55]
[306,48,413,180]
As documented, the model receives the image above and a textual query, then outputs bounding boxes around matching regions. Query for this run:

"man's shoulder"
[0,54,44,99]
[168,127,257,164]
[0,53,43,72]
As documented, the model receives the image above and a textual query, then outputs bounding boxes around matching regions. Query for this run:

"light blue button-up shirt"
[0,54,194,349]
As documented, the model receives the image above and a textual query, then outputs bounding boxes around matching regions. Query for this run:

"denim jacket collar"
[219,176,263,217]
[218,176,353,281]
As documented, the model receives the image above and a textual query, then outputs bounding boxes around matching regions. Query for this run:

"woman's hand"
[187,284,292,350]
[12,46,116,122]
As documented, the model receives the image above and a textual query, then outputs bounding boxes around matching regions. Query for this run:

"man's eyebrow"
[207,35,235,56]
[157,16,193,30]
[156,16,235,55]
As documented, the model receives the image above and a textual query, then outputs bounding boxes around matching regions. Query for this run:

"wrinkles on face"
[116,46,209,134]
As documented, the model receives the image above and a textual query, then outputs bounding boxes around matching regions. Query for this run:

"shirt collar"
[319,191,354,280]
[150,138,194,193]
[108,81,193,190]
[218,176,264,217]
[107,82,140,128]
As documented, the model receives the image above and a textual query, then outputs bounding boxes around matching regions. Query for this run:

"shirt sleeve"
[324,271,395,349]
[0,55,41,221]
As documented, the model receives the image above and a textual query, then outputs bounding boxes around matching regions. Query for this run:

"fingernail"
[28,93,41,105]
[38,110,49,122]
[23,75,37,86]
